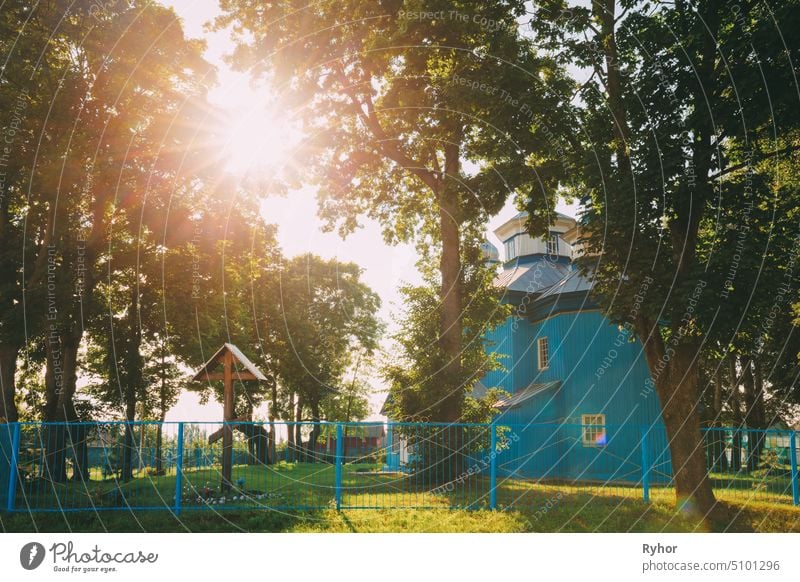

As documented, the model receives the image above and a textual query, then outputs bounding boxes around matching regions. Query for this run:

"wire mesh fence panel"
[14,422,179,512]
[339,423,491,509]
[493,423,651,514]
[702,428,796,506]
[179,422,335,511]
[2,421,797,513]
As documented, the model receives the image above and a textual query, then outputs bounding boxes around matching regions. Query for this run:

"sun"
[220,102,297,176]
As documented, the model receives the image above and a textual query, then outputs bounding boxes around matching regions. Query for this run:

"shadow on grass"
[0,507,324,533]
[5,465,798,533]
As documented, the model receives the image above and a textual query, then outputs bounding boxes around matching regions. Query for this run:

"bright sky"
[160,1,576,422]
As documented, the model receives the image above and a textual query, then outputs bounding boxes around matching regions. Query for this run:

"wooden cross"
[191,343,267,492]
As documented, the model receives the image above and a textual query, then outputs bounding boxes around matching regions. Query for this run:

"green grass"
[3,462,799,533]
[3,498,798,533]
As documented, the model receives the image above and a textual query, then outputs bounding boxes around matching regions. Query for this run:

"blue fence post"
[335,423,343,511]
[6,422,20,513]
[641,426,650,503]
[489,421,497,510]
[174,423,184,515]
[790,431,799,507]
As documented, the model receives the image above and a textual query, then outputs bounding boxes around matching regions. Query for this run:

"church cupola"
[480,240,501,265]
[494,211,576,263]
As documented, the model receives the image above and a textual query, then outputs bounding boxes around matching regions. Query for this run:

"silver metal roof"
[494,259,572,294]
[495,381,561,409]
[537,267,593,299]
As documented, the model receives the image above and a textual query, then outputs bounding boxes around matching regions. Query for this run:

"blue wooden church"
[385,211,671,484]
[477,211,669,483]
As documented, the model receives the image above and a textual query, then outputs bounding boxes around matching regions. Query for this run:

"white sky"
[160,1,577,422]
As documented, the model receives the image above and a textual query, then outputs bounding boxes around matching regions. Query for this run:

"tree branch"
[709,143,800,180]
[570,69,599,102]
[334,66,440,192]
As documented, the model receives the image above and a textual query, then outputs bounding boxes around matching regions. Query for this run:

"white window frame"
[537,337,549,370]
[546,233,559,256]
[582,414,606,447]
[504,237,516,261]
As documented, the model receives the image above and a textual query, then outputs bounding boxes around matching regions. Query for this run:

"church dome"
[480,240,500,263]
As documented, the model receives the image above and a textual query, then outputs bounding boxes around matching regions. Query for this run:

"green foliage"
[528,0,800,509]
[217,0,572,224]
[186,251,382,425]
[270,254,382,421]
[0,0,219,422]
[530,1,800,338]
[383,238,511,421]
[218,0,573,420]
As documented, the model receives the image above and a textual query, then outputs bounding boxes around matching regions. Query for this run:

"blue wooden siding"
[489,310,663,425]
[485,309,671,483]
[0,427,10,509]
[482,317,514,392]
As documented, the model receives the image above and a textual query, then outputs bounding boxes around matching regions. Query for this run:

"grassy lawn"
[3,498,799,533]
[3,462,799,533]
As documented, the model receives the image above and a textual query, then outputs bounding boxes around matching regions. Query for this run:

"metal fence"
[1,421,798,514]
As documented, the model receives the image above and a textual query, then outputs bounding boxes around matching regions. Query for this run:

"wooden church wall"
[490,309,671,483]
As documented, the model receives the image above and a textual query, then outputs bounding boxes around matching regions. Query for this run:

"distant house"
[380,399,409,471]
[315,424,386,462]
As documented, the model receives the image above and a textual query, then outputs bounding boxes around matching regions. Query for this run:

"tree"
[183,204,281,413]
[0,1,215,479]
[217,0,572,422]
[269,254,381,457]
[703,151,800,469]
[530,0,800,518]
[0,0,84,423]
[383,235,509,480]
[321,351,374,423]
[384,233,509,421]
[142,336,182,475]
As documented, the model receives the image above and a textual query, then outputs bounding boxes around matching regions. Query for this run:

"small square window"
[537,337,549,370]
[582,414,606,447]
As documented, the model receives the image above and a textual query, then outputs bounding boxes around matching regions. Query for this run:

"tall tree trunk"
[713,365,724,422]
[753,359,767,425]
[728,354,743,472]
[307,399,322,462]
[596,0,718,518]
[121,320,141,483]
[43,327,82,483]
[437,156,464,424]
[244,401,257,465]
[342,353,362,462]
[752,360,768,469]
[268,379,278,465]
[294,397,303,461]
[741,356,766,472]
[0,342,19,422]
[709,364,728,472]
[437,155,467,484]
[122,399,136,482]
[155,418,164,475]
[660,347,716,515]
[638,320,716,517]
[341,75,466,424]
[287,391,295,461]
[40,200,105,483]
[155,351,168,475]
